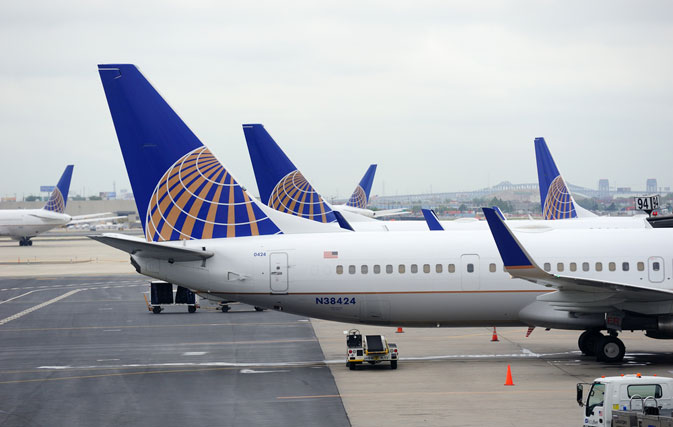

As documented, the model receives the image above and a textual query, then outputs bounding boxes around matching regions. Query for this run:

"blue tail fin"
[43,165,74,213]
[242,124,336,223]
[421,208,444,231]
[346,164,377,209]
[534,137,578,220]
[98,64,281,241]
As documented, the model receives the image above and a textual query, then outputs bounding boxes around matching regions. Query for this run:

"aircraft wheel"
[578,330,603,356]
[254,306,264,312]
[28,240,33,246]
[595,335,625,363]
[188,306,196,313]
[19,240,24,246]
[391,360,398,370]
[152,306,162,314]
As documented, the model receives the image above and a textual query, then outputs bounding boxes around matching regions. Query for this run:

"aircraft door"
[269,253,289,294]
[648,256,664,283]
[460,254,480,291]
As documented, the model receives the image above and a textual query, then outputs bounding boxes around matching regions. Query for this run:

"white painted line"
[0,291,36,305]
[103,329,121,332]
[183,352,207,356]
[0,289,81,326]
[97,359,120,362]
[240,369,290,374]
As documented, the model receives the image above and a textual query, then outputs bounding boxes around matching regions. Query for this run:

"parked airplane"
[94,64,671,363]
[0,165,126,245]
[242,124,405,221]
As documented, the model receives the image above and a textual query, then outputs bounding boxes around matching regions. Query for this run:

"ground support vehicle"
[346,329,398,370]
[144,281,199,313]
[577,374,673,426]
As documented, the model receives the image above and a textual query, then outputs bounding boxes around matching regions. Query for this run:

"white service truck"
[346,329,398,370]
[577,374,673,426]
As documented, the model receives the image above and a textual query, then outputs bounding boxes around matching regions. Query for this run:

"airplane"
[93,64,673,363]
[242,124,405,221]
[0,165,127,245]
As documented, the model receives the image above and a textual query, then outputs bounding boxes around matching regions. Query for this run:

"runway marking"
[0,291,36,305]
[241,369,289,374]
[0,321,311,333]
[183,352,207,356]
[0,289,82,326]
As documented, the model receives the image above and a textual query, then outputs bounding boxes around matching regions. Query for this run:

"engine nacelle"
[646,315,673,339]
[518,301,603,330]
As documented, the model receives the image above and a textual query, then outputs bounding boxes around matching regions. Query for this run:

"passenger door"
[648,256,665,283]
[269,253,289,294]
[460,254,480,291]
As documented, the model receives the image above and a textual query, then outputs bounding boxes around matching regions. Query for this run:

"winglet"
[421,209,444,231]
[333,211,354,231]
[493,206,506,221]
[43,165,74,213]
[346,164,377,208]
[482,207,538,271]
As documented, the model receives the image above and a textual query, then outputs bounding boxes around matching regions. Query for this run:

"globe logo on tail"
[346,185,367,209]
[268,170,334,223]
[542,176,577,220]
[43,188,65,213]
[145,147,280,242]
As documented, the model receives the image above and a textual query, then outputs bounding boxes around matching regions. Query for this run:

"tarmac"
[3,233,673,426]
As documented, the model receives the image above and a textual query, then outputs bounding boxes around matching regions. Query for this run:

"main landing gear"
[578,330,626,363]
[18,238,33,246]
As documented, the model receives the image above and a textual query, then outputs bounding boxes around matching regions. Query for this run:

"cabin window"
[582,262,590,272]
[467,264,474,273]
[627,384,662,399]
[348,265,356,275]
[557,263,564,272]
[569,262,577,272]
[653,262,661,271]
[361,265,368,274]
[637,262,645,272]
[622,262,629,272]
[398,264,405,274]
[373,265,381,274]
[489,263,496,273]
[336,265,343,275]
[595,262,603,272]
[423,264,431,273]
[386,264,393,274]
[609,262,616,272]
[411,264,418,274]
[448,264,456,273]
[543,263,551,272]
[436,264,443,273]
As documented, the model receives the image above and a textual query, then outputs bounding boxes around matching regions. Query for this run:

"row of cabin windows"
[335,263,498,275]
[336,261,661,275]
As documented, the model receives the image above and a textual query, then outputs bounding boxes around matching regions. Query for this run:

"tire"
[221,305,230,313]
[578,330,603,356]
[28,240,33,246]
[152,306,162,314]
[254,307,264,312]
[391,360,398,370]
[349,363,356,371]
[595,335,625,363]
[188,306,196,313]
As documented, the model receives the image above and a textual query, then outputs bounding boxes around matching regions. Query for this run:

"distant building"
[616,187,631,193]
[647,179,658,194]
[598,179,610,198]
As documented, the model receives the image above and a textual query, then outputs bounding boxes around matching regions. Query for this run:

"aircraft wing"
[69,216,126,225]
[89,233,213,262]
[370,208,408,218]
[482,207,673,310]
[71,212,114,220]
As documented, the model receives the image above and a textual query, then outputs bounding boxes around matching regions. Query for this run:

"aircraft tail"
[242,124,336,223]
[98,64,281,241]
[535,137,594,219]
[346,164,377,209]
[43,165,74,213]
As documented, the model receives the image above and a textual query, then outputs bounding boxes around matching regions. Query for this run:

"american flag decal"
[323,251,338,259]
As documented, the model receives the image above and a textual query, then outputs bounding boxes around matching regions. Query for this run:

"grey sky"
[1,1,672,200]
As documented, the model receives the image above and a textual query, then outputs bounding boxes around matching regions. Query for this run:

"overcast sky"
[1,1,672,200]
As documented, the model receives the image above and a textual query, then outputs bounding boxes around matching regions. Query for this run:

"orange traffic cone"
[396,327,404,333]
[504,365,515,386]
[491,327,499,342]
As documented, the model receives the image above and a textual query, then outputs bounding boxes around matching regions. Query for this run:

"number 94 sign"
[634,195,659,212]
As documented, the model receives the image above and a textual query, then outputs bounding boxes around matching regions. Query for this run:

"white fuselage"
[0,209,71,240]
[131,226,673,328]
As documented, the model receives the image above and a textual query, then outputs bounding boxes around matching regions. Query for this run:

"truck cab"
[577,374,673,426]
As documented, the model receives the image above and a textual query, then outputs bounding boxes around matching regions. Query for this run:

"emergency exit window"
[467,264,474,273]
[627,384,662,399]
[653,262,661,271]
